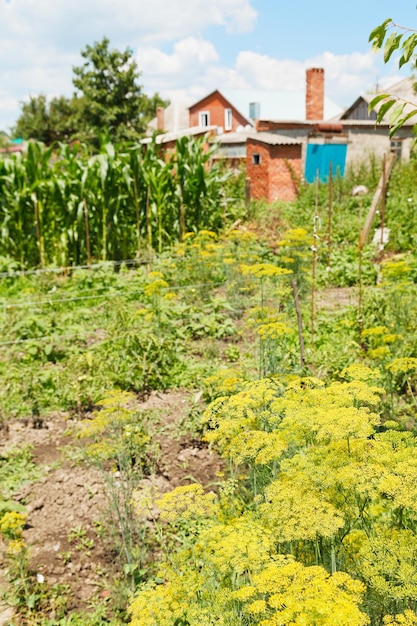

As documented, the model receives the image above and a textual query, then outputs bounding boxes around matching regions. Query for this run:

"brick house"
[246,134,302,202]
[245,68,344,201]
[147,68,346,202]
[189,90,251,133]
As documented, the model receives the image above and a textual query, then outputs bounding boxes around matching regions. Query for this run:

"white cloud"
[0,0,405,131]
[137,38,219,86]
[235,52,305,91]
[0,0,257,130]
[0,0,257,49]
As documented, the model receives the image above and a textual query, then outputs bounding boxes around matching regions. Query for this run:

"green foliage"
[13,37,168,146]
[368,18,417,136]
[73,37,151,145]
[0,136,229,269]
[13,95,81,144]
[0,446,41,500]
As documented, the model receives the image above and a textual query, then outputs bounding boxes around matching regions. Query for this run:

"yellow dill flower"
[196,229,217,240]
[230,586,257,601]
[381,258,412,281]
[383,610,417,625]
[260,479,344,542]
[144,278,169,297]
[157,484,217,522]
[7,538,25,554]
[246,561,368,626]
[340,364,381,382]
[0,512,27,539]
[246,599,267,614]
[226,229,257,242]
[367,346,391,360]
[196,515,275,575]
[361,326,388,338]
[240,263,292,278]
[382,334,399,344]
[163,292,177,301]
[357,529,417,603]
[256,321,292,339]
[387,357,417,374]
[278,227,314,246]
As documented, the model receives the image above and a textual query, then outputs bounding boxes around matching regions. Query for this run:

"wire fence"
[1,280,231,310]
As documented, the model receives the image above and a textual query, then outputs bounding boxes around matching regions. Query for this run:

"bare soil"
[0,390,223,625]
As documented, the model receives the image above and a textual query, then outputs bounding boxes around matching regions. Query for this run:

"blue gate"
[305,143,347,183]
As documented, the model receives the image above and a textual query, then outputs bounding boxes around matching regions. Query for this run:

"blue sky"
[0,0,415,133]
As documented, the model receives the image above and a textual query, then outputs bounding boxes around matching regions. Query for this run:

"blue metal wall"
[305,143,347,183]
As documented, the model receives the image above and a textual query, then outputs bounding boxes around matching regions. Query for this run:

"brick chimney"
[156,107,165,131]
[306,68,324,120]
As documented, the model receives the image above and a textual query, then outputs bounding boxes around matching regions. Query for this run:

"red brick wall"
[189,91,249,131]
[247,140,302,202]
[306,68,324,121]
[246,142,270,200]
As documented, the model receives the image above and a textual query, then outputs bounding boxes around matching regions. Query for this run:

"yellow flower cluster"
[236,561,369,625]
[387,357,417,375]
[0,511,27,540]
[381,258,412,281]
[128,369,417,625]
[240,263,292,278]
[144,277,169,297]
[384,610,417,625]
[157,484,217,522]
[255,321,292,340]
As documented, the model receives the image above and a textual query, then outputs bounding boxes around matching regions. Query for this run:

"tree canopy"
[13,37,168,146]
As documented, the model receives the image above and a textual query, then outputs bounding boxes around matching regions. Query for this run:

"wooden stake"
[359,152,395,247]
[133,176,141,258]
[311,172,319,350]
[292,278,305,369]
[83,198,91,267]
[328,161,333,268]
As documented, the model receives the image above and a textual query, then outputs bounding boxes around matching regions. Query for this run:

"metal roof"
[246,132,302,146]
[142,125,217,145]
[339,78,417,125]
[220,88,342,122]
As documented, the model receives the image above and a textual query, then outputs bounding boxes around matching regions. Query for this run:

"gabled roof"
[189,89,252,126]
[338,77,417,125]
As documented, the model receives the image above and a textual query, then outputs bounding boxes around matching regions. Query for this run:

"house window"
[252,153,261,165]
[390,139,402,160]
[225,108,232,131]
[199,111,210,127]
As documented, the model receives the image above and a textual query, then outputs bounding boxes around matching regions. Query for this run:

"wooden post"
[380,153,386,250]
[32,192,44,269]
[133,176,141,259]
[311,172,319,350]
[292,278,305,369]
[83,198,91,267]
[327,162,333,268]
[146,184,152,250]
[245,177,251,219]
[359,153,395,247]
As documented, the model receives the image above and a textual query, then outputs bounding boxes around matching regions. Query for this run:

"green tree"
[14,94,81,144]
[369,17,417,135]
[72,37,166,145]
[13,38,168,146]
